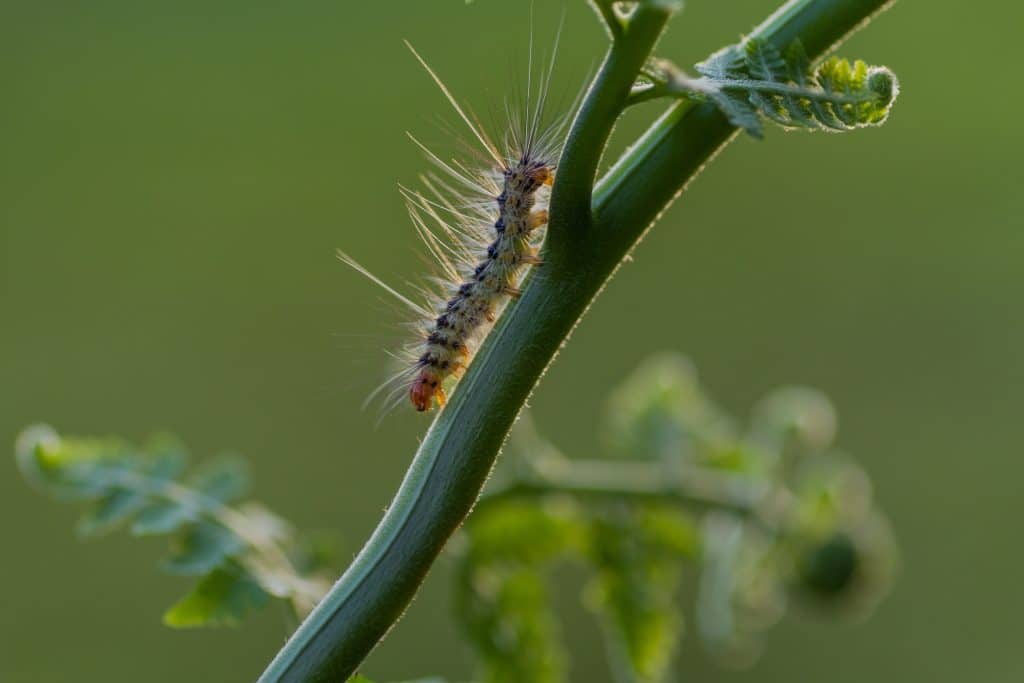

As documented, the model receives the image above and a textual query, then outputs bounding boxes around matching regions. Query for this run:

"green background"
[2,1,1020,681]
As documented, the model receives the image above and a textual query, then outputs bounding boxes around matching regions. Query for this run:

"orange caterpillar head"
[410,370,445,412]
[507,160,553,191]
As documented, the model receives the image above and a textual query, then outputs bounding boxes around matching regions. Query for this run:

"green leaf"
[458,501,585,683]
[709,90,764,138]
[604,353,734,462]
[162,522,244,575]
[78,488,149,538]
[460,566,566,683]
[131,500,197,536]
[691,37,898,136]
[141,434,189,479]
[695,46,744,80]
[15,424,62,489]
[188,454,250,503]
[467,499,585,565]
[17,426,332,629]
[749,386,837,455]
[745,38,788,82]
[585,507,692,683]
[289,529,344,575]
[17,427,128,500]
[163,567,269,628]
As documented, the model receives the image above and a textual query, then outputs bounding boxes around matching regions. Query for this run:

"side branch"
[477,461,767,520]
[589,0,625,38]
[547,2,675,257]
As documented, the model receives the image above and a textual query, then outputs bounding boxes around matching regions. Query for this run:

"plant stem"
[258,1,895,680]
[548,3,675,253]
[476,460,768,519]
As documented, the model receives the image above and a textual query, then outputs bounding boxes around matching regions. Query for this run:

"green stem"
[548,3,675,254]
[258,1,894,680]
[590,0,625,39]
[477,460,767,519]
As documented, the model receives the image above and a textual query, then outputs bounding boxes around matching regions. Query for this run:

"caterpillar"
[340,35,570,414]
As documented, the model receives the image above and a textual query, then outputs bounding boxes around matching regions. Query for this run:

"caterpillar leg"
[529,209,549,229]
[435,387,447,408]
[503,286,522,299]
[522,249,543,266]
[531,167,555,187]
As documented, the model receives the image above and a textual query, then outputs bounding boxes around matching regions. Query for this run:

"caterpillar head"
[410,372,441,412]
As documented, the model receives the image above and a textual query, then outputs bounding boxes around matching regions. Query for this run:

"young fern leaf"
[584,506,695,683]
[15,425,332,628]
[634,37,898,138]
[462,354,897,680]
[455,500,585,683]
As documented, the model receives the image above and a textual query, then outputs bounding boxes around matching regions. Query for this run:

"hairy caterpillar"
[340,35,570,414]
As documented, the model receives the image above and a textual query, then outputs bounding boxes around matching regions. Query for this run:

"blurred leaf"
[132,500,197,536]
[77,488,149,538]
[16,425,332,627]
[695,514,788,668]
[585,506,693,682]
[471,352,894,677]
[467,499,586,565]
[163,566,269,628]
[460,565,565,683]
[188,454,250,503]
[289,529,345,576]
[750,387,837,456]
[789,454,874,534]
[458,501,589,683]
[163,522,244,576]
[141,434,189,479]
[604,353,733,463]
[784,469,898,615]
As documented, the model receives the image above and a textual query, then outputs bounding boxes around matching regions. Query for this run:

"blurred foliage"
[453,352,896,683]
[13,353,894,683]
[16,425,334,627]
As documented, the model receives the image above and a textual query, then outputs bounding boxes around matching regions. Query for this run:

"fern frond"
[15,425,333,628]
[464,353,896,678]
[633,38,898,138]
